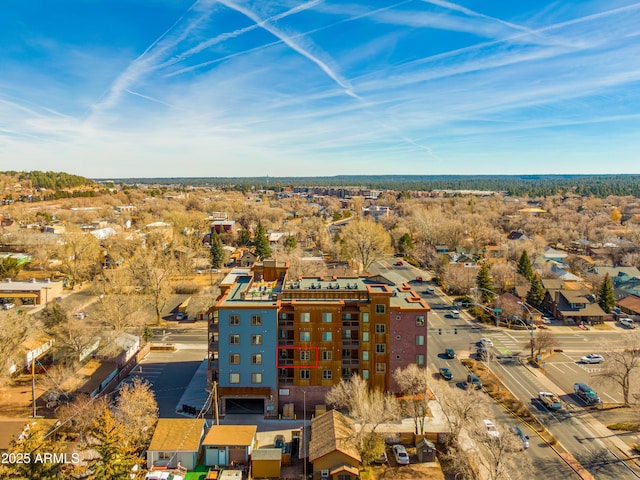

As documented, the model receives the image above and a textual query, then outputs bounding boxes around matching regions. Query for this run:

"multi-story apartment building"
[208,260,430,418]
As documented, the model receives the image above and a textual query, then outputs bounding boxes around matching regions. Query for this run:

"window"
[342,329,351,339]
[362,313,369,323]
[300,331,310,342]
[416,335,424,346]
[229,354,240,365]
[300,369,310,380]
[251,373,262,384]
[376,363,386,373]
[342,313,351,320]
[362,351,369,361]
[251,334,262,345]
[322,312,332,323]
[229,315,240,326]
[322,351,332,361]
[229,373,240,384]
[323,370,332,380]
[375,324,386,334]
[300,350,310,361]
[251,354,262,365]
[376,344,386,354]
[321,469,329,478]
[230,334,240,345]
[251,315,262,326]
[338,474,352,480]
[322,332,332,342]
[375,304,386,314]
[416,315,425,326]
[300,312,310,323]
[362,369,369,380]
[416,354,425,365]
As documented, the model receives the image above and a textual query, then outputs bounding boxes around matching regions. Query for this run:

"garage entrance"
[225,397,264,414]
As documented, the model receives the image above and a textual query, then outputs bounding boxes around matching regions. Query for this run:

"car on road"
[574,382,601,405]
[424,287,435,294]
[483,419,500,438]
[511,425,530,449]
[439,367,453,381]
[445,348,456,359]
[467,373,482,389]
[480,337,494,347]
[581,353,604,364]
[392,445,410,465]
[395,260,403,266]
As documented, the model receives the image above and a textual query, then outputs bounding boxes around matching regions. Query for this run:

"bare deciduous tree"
[115,377,159,449]
[471,420,532,480]
[392,364,430,434]
[430,380,486,447]
[0,312,31,385]
[129,247,175,324]
[56,393,111,445]
[528,330,559,359]
[340,219,393,273]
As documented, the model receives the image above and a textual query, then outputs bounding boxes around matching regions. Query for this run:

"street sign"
[493,308,502,313]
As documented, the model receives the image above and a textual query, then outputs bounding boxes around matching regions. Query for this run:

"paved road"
[121,323,208,417]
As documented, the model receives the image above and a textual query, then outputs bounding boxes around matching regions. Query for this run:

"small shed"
[416,438,436,463]
[203,425,257,466]
[251,448,282,479]
[146,418,205,470]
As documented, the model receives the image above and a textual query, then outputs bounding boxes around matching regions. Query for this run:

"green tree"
[210,231,225,269]
[1,421,66,480]
[238,228,252,247]
[517,250,534,282]
[253,222,271,258]
[88,408,140,480]
[476,264,495,303]
[526,273,546,309]
[0,257,23,279]
[283,236,297,252]
[397,232,413,256]
[598,273,616,313]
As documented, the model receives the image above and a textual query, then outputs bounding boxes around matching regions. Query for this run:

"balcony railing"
[341,359,360,366]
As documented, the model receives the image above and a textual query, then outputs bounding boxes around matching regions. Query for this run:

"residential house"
[618,295,640,318]
[202,425,257,466]
[0,278,64,305]
[506,231,528,241]
[209,260,430,418]
[147,418,206,471]
[362,205,391,220]
[308,410,361,480]
[549,290,608,325]
[212,220,237,235]
[239,250,259,267]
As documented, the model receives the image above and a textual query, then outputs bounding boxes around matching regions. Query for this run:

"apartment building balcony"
[341,338,360,347]
[341,358,360,367]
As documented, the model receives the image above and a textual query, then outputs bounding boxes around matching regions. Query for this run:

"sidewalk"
[175,359,210,417]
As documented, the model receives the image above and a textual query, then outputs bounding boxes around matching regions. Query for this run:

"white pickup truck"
[539,391,562,410]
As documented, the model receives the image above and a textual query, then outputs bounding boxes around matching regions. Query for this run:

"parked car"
[467,373,482,389]
[395,260,403,266]
[374,450,388,464]
[445,348,456,359]
[480,338,494,347]
[581,353,604,364]
[424,287,435,294]
[619,318,636,329]
[175,313,186,321]
[450,310,460,318]
[541,316,552,324]
[483,419,500,439]
[415,276,424,282]
[511,425,530,449]
[392,445,410,465]
[574,382,601,405]
[1,302,16,310]
[439,367,453,381]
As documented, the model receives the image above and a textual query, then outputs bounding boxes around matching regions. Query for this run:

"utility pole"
[213,381,219,425]
[303,390,307,480]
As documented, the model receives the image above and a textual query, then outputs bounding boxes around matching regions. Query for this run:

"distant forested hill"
[2,170,93,190]
[104,174,640,198]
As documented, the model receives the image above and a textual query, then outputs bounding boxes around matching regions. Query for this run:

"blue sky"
[2,0,640,178]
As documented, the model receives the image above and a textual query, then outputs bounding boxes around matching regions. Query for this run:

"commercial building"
[208,260,430,418]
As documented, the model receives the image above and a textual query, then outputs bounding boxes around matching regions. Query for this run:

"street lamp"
[518,302,535,360]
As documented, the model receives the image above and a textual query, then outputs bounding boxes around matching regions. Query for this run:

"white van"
[619,318,636,329]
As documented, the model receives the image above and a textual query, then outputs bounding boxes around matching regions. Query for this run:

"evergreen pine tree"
[476,264,495,303]
[88,408,139,480]
[526,273,546,309]
[210,231,225,269]
[254,222,271,258]
[238,229,252,246]
[397,233,413,255]
[598,273,616,313]
[517,250,534,281]
[283,236,297,252]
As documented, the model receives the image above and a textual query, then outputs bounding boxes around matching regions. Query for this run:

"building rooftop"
[148,418,205,452]
[202,425,257,447]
